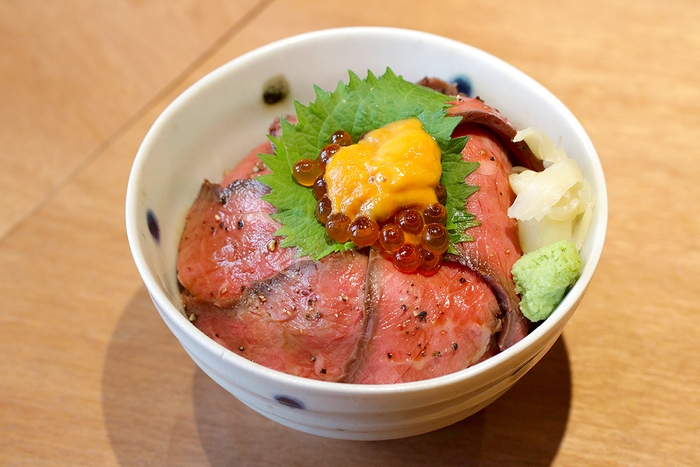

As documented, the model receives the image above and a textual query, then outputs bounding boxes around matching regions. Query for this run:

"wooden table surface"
[2,1,699,465]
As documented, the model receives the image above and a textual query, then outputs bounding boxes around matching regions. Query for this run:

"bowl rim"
[126,26,608,396]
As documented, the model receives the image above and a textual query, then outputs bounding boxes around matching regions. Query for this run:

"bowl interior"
[126,27,607,399]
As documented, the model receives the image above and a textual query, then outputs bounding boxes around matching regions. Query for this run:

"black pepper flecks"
[219,186,232,205]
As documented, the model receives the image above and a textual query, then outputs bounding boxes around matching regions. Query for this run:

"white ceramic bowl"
[126,27,607,441]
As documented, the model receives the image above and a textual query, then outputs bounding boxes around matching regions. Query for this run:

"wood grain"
[1,0,699,466]
[0,0,265,238]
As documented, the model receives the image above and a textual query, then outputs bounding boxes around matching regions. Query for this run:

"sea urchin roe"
[294,118,452,274]
[324,118,442,223]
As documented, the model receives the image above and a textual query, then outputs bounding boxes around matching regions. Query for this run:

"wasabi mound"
[512,240,583,322]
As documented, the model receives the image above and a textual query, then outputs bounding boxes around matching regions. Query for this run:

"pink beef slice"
[218,114,297,185]
[184,250,369,382]
[176,178,297,308]
[448,96,544,172]
[449,124,530,350]
[220,141,273,185]
[350,252,501,384]
[268,114,297,139]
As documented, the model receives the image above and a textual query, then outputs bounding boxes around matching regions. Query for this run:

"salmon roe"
[292,127,450,274]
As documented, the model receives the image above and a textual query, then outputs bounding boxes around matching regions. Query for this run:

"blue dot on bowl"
[146,209,160,244]
[274,395,305,410]
[451,74,473,97]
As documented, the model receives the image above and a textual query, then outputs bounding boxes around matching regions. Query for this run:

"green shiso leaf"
[258,68,479,260]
